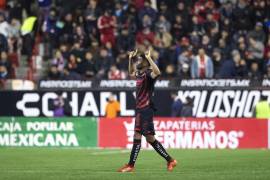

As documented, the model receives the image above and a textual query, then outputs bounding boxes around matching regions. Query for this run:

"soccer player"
[118,49,177,172]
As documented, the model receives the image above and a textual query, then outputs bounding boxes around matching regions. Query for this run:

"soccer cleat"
[117,164,135,172]
[167,159,177,172]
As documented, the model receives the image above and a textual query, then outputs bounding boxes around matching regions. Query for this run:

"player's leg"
[127,131,142,166]
[141,106,178,171]
[118,131,141,172]
[146,135,177,171]
[140,107,173,163]
[118,113,142,172]
[146,135,172,162]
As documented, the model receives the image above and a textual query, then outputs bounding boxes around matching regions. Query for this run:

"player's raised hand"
[128,49,137,60]
[145,49,151,59]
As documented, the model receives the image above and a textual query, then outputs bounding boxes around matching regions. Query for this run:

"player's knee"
[134,132,142,139]
[145,135,155,143]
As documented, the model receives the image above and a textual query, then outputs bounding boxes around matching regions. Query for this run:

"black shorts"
[134,107,155,135]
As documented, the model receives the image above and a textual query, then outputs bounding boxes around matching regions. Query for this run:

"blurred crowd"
[0,0,270,82]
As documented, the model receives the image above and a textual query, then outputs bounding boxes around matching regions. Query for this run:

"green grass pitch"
[0,148,270,180]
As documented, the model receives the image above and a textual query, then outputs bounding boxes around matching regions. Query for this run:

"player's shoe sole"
[167,159,177,172]
[117,164,135,172]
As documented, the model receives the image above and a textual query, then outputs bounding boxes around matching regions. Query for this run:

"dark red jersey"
[135,69,157,109]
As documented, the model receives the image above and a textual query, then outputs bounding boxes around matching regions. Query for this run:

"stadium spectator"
[237,36,248,59]
[122,5,138,34]
[7,18,21,52]
[0,33,8,52]
[0,51,11,74]
[179,63,190,79]
[96,48,112,78]
[0,13,9,37]
[0,64,8,79]
[47,65,61,80]
[247,37,264,65]
[158,1,170,20]
[51,50,65,72]
[115,49,128,71]
[171,14,186,41]
[80,51,97,79]
[217,37,230,59]
[53,93,65,117]
[155,15,171,33]
[264,61,270,78]
[154,24,172,49]
[253,0,269,24]
[138,0,157,26]
[231,0,254,31]
[73,26,88,48]
[154,23,172,70]
[141,14,153,29]
[201,35,213,54]
[212,48,224,77]
[173,1,190,28]
[108,65,126,80]
[248,62,262,80]
[105,94,120,118]
[0,0,6,9]
[67,54,79,73]
[191,48,214,78]
[21,16,37,60]
[218,50,248,78]
[170,92,183,117]
[181,97,194,117]
[70,42,85,60]
[38,0,52,22]
[116,28,135,52]
[164,64,176,78]
[84,0,100,36]
[61,13,74,45]
[61,67,81,80]
[105,42,114,59]
[248,22,266,43]
[136,26,155,46]
[253,95,270,119]
[97,9,117,46]
[177,49,192,78]
[8,18,21,38]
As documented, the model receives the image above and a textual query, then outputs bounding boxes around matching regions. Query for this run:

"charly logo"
[16,92,59,117]
[16,93,40,116]
[16,92,134,117]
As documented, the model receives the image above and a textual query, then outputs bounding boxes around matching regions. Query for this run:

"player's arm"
[128,49,137,77]
[145,50,161,79]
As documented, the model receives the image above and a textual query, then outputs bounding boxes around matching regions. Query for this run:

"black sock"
[128,139,141,166]
[150,140,172,162]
